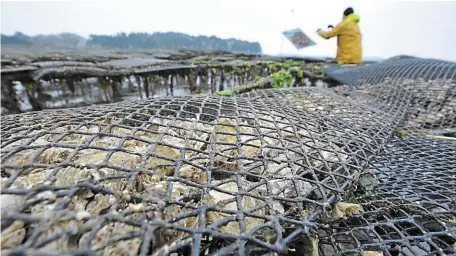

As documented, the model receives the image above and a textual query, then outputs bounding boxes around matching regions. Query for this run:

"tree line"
[1,32,262,53]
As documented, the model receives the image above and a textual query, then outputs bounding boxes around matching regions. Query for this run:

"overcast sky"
[2,0,456,61]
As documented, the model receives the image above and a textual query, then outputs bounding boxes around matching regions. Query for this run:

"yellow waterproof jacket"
[318,13,362,64]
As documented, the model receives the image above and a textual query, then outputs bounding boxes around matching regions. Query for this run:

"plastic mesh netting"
[242,81,456,256]
[316,137,456,256]
[324,56,456,86]
[2,60,456,256]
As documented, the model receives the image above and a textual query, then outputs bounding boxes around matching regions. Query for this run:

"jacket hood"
[344,13,360,23]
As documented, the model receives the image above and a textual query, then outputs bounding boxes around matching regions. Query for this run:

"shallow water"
[2,74,243,114]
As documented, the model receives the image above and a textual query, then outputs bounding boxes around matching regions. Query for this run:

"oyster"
[86,194,116,215]
[178,164,207,184]
[74,150,141,169]
[33,215,83,253]
[145,145,180,176]
[1,220,26,250]
[79,221,141,256]
[330,202,363,219]
[10,168,53,189]
[364,252,384,256]
[207,182,264,234]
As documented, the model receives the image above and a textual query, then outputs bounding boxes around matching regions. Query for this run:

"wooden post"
[1,79,21,114]
[220,70,225,91]
[170,74,174,96]
[135,76,143,99]
[25,82,43,111]
[228,73,233,88]
[143,75,150,98]
[210,69,216,94]
[127,76,135,93]
[147,76,155,97]
[60,79,71,105]
[67,79,75,95]
[98,78,110,102]
[63,79,70,105]
[242,68,247,84]
[80,79,88,101]
[111,77,122,99]
[164,76,169,96]
[187,69,197,94]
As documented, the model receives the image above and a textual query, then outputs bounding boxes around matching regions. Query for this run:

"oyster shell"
[11,168,53,189]
[33,216,82,253]
[329,202,363,219]
[79,221,141,256]
[0,194,25,218]
[178,164,207,184]
[145,145,180,176]
[364,252,384,256]
[1,220,26,250]
[207,182,264,234]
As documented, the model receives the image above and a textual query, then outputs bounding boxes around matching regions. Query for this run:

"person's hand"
[316,28,322,33]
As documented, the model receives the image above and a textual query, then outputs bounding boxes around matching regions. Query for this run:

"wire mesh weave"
[2,60,456,256]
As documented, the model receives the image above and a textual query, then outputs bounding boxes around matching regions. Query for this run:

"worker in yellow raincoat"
[317,7,362,64]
